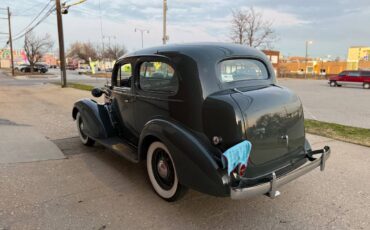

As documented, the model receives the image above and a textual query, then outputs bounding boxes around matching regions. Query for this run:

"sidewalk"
[0,120,65,164]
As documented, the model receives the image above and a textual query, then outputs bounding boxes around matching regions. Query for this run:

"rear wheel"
[146,141,187,201]
[329,81,337,87]
[76,112,95,146]
[363,83,370,89]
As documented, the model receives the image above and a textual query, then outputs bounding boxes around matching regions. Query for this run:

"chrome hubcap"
[157,160,168,179]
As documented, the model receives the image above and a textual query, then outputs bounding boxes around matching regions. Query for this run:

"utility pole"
[56,0,67,87]
[162,0,168,45]
[7,7,14,76]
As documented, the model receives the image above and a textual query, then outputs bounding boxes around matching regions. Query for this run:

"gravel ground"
[0,72,369,229]
[278,78,370,129]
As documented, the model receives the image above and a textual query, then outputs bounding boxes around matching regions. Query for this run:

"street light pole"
[98,0,104,59]
[56,0,67,87]
[162,0,168,45]
[305,40,313,78]
[134,28,149,48]
[7,7,14,77]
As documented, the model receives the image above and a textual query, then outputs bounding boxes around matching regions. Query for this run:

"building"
[41,53,58,66]
[278,56,348,76]
[347,46,370,70]
[0,48,58,68]
[262,50,280,74]
[0,49,27,68]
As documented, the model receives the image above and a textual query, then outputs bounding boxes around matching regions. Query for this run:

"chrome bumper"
[230,146,331,199]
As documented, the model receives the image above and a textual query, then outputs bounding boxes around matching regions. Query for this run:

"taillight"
[238,164,247,176]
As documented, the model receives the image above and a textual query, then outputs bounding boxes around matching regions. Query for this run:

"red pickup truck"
[329,70,370,89]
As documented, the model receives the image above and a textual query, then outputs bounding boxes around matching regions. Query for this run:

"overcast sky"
[1,0,370,59]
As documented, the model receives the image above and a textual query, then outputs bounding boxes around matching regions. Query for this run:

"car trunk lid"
[231,85,305,171]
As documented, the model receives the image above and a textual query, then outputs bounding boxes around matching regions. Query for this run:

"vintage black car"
[72,43,330,201]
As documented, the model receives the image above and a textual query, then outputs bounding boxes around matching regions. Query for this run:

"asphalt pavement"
[279,78,370,128]
[0,72,369,229]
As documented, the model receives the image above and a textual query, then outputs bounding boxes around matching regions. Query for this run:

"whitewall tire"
[146,141,186,201]
[76,112,95,146]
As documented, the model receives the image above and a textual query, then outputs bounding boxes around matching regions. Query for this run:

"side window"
[139,61,178,93]
[339,72,346,76]
[348,72,360,77]
[116,63,132,87]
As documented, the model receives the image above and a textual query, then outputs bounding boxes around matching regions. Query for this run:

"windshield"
[219,59,269,82]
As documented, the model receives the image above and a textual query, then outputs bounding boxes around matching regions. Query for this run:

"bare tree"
[23,32,54,72]
[67,41,98,63]
[231,9,249,45]
[230,7,277,49]
[103,44,127,60]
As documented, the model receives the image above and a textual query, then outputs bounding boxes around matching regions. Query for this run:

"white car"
[77,66,92,75]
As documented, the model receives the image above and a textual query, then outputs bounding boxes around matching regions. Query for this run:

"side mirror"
[91,88,103,97]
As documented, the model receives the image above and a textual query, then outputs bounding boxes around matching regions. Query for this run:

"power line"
[13,0,53,37]
[12,6,56,42]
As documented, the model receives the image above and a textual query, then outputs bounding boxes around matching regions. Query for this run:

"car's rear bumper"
[230,146,330,199]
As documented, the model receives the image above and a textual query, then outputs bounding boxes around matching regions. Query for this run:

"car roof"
[116,42,276,97]
[118,42,268,63]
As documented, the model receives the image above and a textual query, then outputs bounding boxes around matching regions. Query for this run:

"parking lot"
[0,72,369,229]
[279,78,370,129]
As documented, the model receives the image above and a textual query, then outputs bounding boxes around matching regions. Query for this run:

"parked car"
[329,70,370,89]
[105,67,113,72]
[72,43,330,201]
[77,66,91,75]
[66,64,77,70]
[16,63,48,73]
[14,64,29,72]
[35,63,49,73]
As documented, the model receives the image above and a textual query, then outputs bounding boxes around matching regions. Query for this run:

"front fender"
[72,99,115,139]
[139,119,229,197]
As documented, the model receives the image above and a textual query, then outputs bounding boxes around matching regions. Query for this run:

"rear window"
[219,59,268,82]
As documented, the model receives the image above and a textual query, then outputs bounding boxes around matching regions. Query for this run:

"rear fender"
[139,119,229,197]
[72,99,115,139]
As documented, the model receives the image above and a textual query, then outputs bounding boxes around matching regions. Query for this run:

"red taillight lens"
[238,164,247,176]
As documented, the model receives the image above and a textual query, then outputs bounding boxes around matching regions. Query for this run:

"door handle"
[124,99,129,103]
[280,135,289,147]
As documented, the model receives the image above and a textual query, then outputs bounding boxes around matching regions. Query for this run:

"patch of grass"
[81,72,111,78]
[67,83,94,91]
[305,119,370,147]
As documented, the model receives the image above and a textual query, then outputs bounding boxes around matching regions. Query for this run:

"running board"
[95,137,139,163]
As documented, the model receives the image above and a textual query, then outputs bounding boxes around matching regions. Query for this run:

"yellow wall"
[279,61,347,75]
[347,47,370,70]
